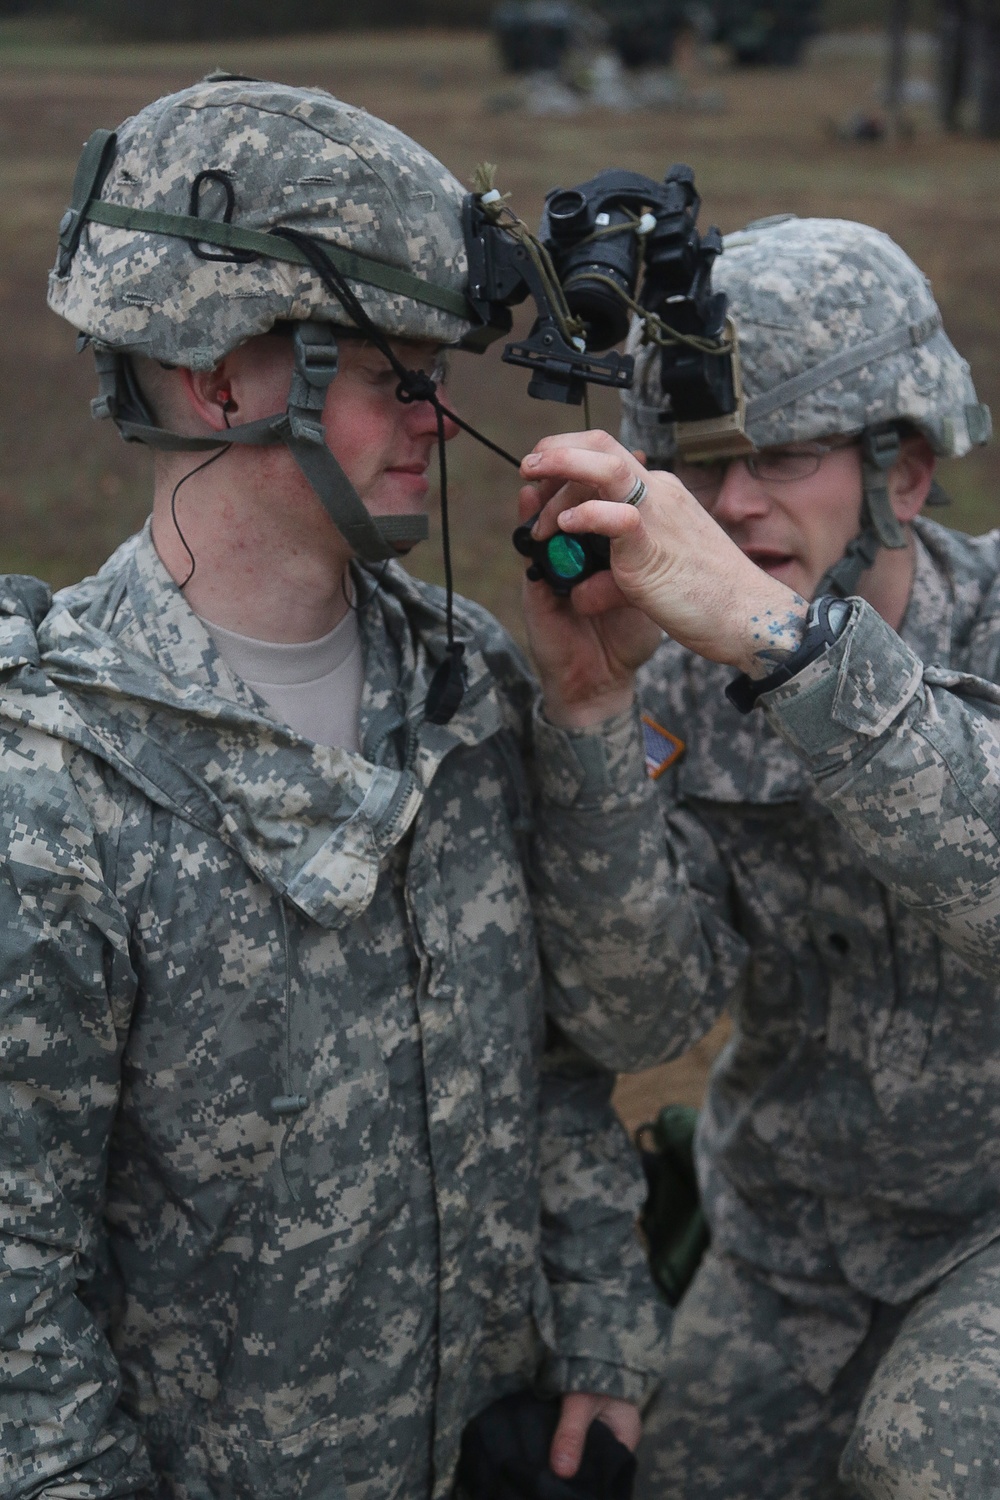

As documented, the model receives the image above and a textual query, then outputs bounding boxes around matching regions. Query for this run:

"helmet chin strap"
[815,422,908,599]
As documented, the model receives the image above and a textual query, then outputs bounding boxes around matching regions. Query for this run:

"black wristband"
[725,596,853,715]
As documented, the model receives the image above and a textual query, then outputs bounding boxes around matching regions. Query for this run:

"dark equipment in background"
[713,0,821,65]
[886,0,911,134]
[491,0,586,71]
[593,0,688,67]
[490,0,824,74]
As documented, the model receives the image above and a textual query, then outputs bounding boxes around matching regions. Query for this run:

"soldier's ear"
[889,434,936,523]
[180,364,235,434]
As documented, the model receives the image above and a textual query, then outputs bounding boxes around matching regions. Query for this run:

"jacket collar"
[899,518,955,669]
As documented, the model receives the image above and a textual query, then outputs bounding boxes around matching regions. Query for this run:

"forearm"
[764,599,1000,969]
[0,753,149,1494]
[0,1230,149,1497]
[530,702,742,1071]
[535,1025,669,1406]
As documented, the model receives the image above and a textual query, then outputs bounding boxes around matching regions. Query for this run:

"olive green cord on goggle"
[471,164,731,362]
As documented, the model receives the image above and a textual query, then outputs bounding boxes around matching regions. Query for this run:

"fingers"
[562,569,632,615]
[550,1393,595,1479]
[559,499,663,607]
[520,433,657,547]
[549,1395,644,1479]
[522,444,641,504]
[517,474,565,525]
[559,498,646,542]
[531,477,618,539]
[527,428,634,461]
[596,1399,643,1452]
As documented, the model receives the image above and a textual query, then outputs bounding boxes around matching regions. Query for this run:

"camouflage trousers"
[634,1241,1000,1499]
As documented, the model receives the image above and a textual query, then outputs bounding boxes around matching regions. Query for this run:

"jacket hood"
[0,530,508,929]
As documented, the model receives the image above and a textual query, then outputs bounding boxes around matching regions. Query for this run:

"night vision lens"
[541,177,644,352]
[559,205,640,351]
[546,189,590,240]
[512,514,611,595]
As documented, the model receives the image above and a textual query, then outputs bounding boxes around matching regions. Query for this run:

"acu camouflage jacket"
[548,517,1000,1372]
[0,528,688,1500]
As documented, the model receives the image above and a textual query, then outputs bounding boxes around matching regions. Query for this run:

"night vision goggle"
[461,164,746,592]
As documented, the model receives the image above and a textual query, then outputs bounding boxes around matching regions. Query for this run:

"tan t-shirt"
[200,609,363,751]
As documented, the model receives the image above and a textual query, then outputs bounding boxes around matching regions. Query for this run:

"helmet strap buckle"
[816,422,907,599]
[289,322,340,413]
[861,422,908,551]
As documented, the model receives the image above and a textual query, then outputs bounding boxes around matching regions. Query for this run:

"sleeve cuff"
[537,1355,662,1408]
[761,599,923,769]
[533,1269,670,1407]
[532,701,649,809]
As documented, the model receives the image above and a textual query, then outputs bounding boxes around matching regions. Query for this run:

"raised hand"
[518,443,664,730]
[522,430,808,679]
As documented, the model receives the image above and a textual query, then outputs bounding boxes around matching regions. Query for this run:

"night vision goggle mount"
[466,164,740,591]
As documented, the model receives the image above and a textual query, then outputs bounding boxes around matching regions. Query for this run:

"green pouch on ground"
[636,1104,710,1307]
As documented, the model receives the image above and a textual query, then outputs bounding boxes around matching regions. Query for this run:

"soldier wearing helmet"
[0,77,698,1495]
[519,216,1000,1496]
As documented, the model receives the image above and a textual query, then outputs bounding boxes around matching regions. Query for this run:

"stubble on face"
[707,444,865,600]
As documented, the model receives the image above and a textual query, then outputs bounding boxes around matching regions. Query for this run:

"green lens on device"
[546,534,587,579]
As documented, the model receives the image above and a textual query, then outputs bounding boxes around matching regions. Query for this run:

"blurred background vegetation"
[0,0,946,37]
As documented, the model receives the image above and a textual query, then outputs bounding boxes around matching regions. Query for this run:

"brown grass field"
[1,20,997,1127]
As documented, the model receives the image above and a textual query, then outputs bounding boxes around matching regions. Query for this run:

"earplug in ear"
[218,389,237,414]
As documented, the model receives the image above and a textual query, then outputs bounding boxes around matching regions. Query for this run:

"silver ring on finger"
[623,475,647,507]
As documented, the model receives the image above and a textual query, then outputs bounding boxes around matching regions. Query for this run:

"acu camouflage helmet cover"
[48,75,476,366]
[620,215,990,462]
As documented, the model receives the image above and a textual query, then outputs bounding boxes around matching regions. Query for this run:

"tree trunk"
[886,0,911,131]
[978,0,1000,136]
[937,0,972,130]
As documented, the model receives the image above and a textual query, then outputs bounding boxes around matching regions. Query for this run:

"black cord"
[169,442,232,590]
[343,557,392,617]
[437,405,519,468]
[435,403,455,650]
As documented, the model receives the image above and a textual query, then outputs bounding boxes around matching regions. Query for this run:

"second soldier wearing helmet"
[520,216,1000,1495]
[0,76,699,1495]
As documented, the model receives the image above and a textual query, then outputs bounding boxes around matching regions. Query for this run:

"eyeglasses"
[671,439,858,503]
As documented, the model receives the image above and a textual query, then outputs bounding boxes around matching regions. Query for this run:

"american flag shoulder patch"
[642,714,685,779]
